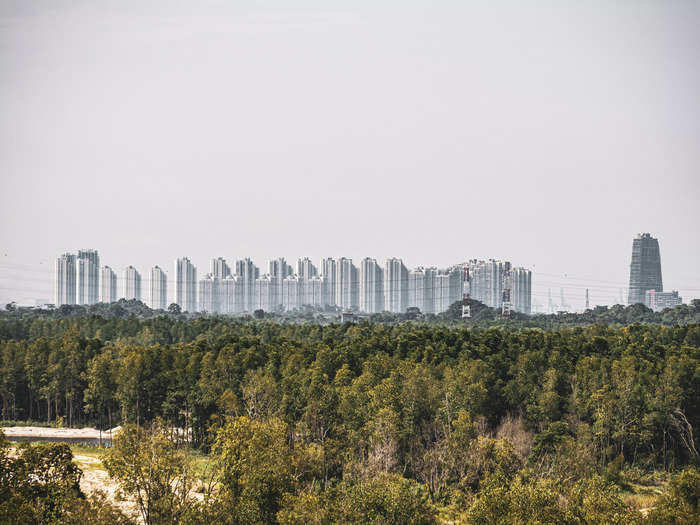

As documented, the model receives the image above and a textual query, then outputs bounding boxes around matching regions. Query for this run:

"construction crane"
[501,261,512,320]
[461,265,471,319]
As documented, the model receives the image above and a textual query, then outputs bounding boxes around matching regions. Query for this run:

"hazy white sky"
[1,1,699,309]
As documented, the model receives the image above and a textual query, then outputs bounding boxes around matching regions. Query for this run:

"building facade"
[198,274,220,313]
[76,249,100,305]
[645,289,682,312]
[175,257,197,312]
[123,266,142,301]
[211,257,231,279]
[55,253,77,306]
[235,258,259,312]
[360,257,384,313]
[384,258,408,313]
[321,258,338,308]
[628,233,663,305]
[100,266,117,304]
[511,267,532,314]
[150,265,168,310]
[296,257,318,279]
[337,258,359,311]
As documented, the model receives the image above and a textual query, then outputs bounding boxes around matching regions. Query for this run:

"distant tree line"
[3,296,699,331]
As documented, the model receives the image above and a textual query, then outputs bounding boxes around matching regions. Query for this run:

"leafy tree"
[0,430,131,524]
[103,421,197,525]
[214,416,294,524]
[337,473,437,525]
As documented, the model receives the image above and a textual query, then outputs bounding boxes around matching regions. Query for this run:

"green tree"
[103,421,196,525]
[214,416,294,524]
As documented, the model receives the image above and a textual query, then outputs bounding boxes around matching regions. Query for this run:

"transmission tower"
[501,261,512,319]
[461,265,471,319]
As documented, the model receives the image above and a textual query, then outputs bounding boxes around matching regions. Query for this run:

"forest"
[1,311,699,523]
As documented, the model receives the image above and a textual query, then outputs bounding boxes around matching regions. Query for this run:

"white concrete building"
[100,266,117,304]
[76,249,100,305]
[321,258,338,308]
[174,257,197,312]
[123,266,142,301]
[235,258,259,312]
[337,257,358,311]
[211,257,232,279]
[296,257,318,279]
[55,253,77,306]
[150,266,168,310]
[384,258,408,313]
[360,257,384,313]
[282,275,301,311]
[198,274,220,313]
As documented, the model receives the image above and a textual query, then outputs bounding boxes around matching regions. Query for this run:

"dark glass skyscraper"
[628,233,663,305]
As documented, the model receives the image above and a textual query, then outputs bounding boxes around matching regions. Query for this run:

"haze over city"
[1,1,699,309]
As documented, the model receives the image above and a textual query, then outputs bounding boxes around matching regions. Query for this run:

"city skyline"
[51,250,533,315]
[1,3,699,309]
[10,233,698,312]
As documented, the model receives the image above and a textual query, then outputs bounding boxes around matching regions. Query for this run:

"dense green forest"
[1,314,699,523]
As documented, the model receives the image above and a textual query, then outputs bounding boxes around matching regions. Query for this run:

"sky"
[1,0,699,310]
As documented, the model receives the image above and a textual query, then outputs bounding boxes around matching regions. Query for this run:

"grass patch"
[0,420,55,428]
[620,470,669,513]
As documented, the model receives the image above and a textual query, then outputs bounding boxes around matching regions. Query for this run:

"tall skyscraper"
[360,258,384,313]
[321,258,338,308]
[254,275,272,311]
[55,253,77,306]
[384,258,408,313]
[282,275,301,311]
[336,258,358,310]
[423,267,438,314]
[434,272,452,313]
[150,266,167,310]
[303,276,324,308]
[296,257,318,279]
[408,267,425,312]
[100,266,117,303]
[123,266,142,301]
[628,233,663,306]
[469,260,506,308]
[76,249,99,305]
[221,275,244,314]
[268,258,291,311]
[235,258,259,312]
[198,274,220,313]
[211,257,232,279]
[511,267,532,314]
[175,257,197,312]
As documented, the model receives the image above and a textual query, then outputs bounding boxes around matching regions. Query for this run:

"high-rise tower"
[235,258,259,312]
[175,257,197,312]
[360,258,384,313]
[76,249,99,305]
[150,266,168,310]
[384,258,408,313]
[100,266,117,303]
[55,253,77,306]
[123,266,142,301]
[628,233,663,306]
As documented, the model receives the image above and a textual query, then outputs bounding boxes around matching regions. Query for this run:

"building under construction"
[628,233,663,306]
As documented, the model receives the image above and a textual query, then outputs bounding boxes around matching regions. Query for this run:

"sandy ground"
[2,425,121,439]
[74,453,142,523]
